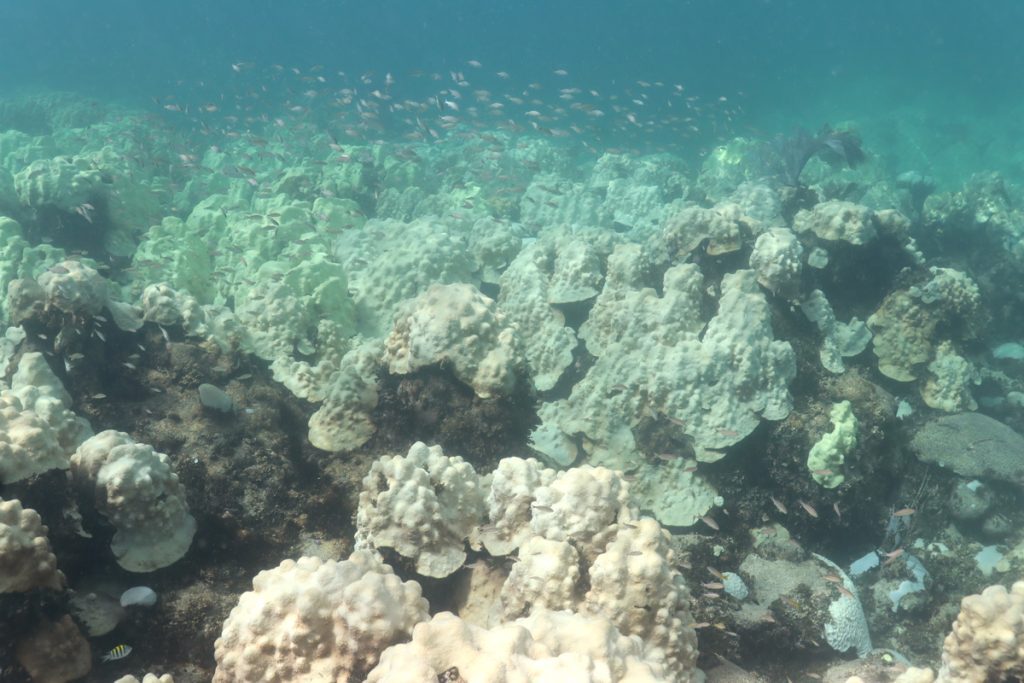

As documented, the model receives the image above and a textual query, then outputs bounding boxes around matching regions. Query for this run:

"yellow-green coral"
[807,400,858,489]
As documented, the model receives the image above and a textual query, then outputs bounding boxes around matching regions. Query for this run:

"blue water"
[3,0,1022,184]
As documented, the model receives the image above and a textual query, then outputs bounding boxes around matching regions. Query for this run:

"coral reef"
[1,89,1023,683]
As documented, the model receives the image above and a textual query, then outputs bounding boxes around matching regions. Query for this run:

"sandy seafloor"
[0,17,1023,682]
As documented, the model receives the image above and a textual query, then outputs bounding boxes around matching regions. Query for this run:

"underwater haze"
[2,0,1024,184]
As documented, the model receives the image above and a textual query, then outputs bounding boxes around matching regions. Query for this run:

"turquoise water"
[3,0,1022,183]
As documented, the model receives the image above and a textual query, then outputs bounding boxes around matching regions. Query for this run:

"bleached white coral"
[894,581,1024,682]
[501,537,580,616]
[527,465,635,561]
[336,216,478,337]
[749,227,803,296]
[583,518,699,680]
[937,581,1024,682]
[384,283,523,399]
[615,457,722,528]
[14,156,106,213]
[0,351,90,483]
[36,259,107,316]
[307,341,382,452]
[579,245,703,358]
[140,282,191,327]
[793,200,877,245]
[655,202,752,259]
[0,497,63,593]
[234,253,356,370]
[478,457,556,556]
[70,430,195,572]
[366,610,676,682]
[922,341,979,412]
[10,351,92,456]
[0,394,67,484]
[541,267,795,466]
[497,233,613,391]
[213,552,429,682]
[356,442,486,578]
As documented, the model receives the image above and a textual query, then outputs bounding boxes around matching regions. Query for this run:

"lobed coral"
[366,609,676,682]
[0,497,63,593]
[937,581,1024,682]
[355,442,486,578]
[384,282,523,399]
[213,552,429,682]
[70,430,195,572]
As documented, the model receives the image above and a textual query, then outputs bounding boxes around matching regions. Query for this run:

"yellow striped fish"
[101,644,132,662]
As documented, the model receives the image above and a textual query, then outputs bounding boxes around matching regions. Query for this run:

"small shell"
[120,586,158,607]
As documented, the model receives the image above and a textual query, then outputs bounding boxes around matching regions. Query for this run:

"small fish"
[101,644,131,662]
[689,622,711,629]
[702,582,724,590]
[884,548,905,560]
[798,500,819,518]
[893,507,916,517]
[700,515,720,531]
[91,393,107,400]
[833,502,842,521]
[707,567,725,580]
[834,585,854,599]
[822,574,843,584]
[530,504,552,512]
[770,496,788,514]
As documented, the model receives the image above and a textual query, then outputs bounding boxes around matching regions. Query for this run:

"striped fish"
[101,644,132,662]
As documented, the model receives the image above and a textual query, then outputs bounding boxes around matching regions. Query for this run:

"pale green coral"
[536,262,795,468]
[807,400,858,489]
